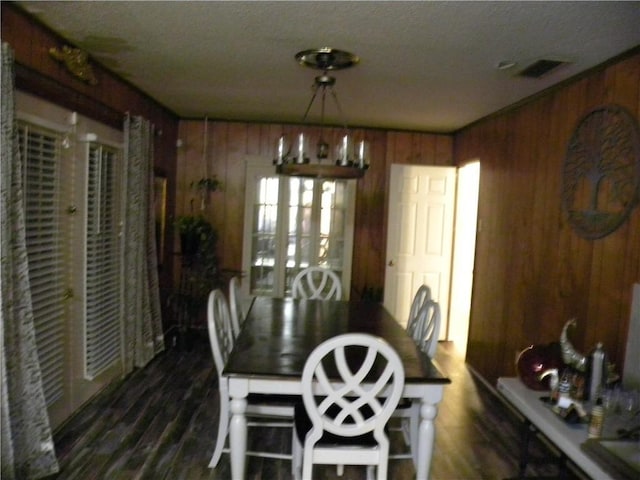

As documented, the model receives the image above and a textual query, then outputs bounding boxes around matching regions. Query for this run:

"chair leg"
[291,433,302,480]
[366,465,375,480]
[337,464,344,476]
[409,404,420,465]
[400,417,411,445]
[376,457,389,480]
[209,391,229,468]
[302,448,313,480]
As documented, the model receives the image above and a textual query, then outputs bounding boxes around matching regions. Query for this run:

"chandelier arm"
[301,83,321,123]
[329,86,350,131]
[319,85,327,129]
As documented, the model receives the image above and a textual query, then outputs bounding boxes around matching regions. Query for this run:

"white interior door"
[449,161,480,354]
[383,164,456,339]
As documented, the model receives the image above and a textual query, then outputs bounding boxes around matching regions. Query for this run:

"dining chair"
[229,276,243,338]
[414,299,441,359]
[291,266,342,300]
[291,333,405,480]
[390,298,441,464]
[206,289,295,468]
[406,284,431,340]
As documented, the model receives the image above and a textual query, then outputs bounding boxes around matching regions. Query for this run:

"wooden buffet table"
[223,297,451,479]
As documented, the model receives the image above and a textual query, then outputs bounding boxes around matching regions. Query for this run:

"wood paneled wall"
[1,3,180,307]
[7,2,637,389]
[174,123,453,299]
[455,50,640,385]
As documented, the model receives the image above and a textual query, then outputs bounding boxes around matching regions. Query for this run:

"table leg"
[229,395,248,479]
[558,452,568,479]
[415,399,438,480]
[519,419,533,477]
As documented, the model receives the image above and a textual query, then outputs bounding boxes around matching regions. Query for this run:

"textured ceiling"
[16,1,640,132]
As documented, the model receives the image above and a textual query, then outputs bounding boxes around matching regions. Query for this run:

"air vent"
[517,59,569,78]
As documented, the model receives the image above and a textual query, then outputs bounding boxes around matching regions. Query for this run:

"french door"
[242,164,356,298]
[17,91,124,428]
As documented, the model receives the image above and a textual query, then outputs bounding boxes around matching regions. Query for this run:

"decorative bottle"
[556,369,572,408]
[589,342,605,402]
[588,399,605,438]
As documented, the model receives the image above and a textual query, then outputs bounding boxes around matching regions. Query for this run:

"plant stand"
[169,216,222,349]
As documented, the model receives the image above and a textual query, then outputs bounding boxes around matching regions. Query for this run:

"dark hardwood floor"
[44,332,583,480]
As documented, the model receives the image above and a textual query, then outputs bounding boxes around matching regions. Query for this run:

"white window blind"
[84,143,121,380]
[18,122,65,406]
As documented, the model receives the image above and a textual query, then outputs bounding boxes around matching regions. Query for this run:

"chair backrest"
[229,276,243,338]
[207,289,235,376]
[414,299,441,358]
[291,266,342,300]
[301,333,404,445]
[406,284,431,340]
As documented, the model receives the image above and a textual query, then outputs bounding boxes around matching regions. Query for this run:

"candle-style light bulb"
[357,140,369,168]
[275,135,288,165]
[337,134,351,166]
[296,133,306,164]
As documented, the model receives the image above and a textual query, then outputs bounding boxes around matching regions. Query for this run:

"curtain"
[1,43,59,479]
[122,115,165,371]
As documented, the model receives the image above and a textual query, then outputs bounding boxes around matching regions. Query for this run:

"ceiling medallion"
[562,104,640,239]
[274,48,368,179]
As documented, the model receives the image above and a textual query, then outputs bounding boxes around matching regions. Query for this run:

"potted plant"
[175,214,212,256]
[169,215,222,349]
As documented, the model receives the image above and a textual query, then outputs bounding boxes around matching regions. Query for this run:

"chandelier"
[274,48,369,179]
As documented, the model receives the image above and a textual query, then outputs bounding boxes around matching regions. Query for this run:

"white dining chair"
[291,266,342,300]
[414,299,441,359]
[391,297,441,464]
[406,284,431,340]
[229,276,243,338]
[206,289,295,468]
[291,333,405,480]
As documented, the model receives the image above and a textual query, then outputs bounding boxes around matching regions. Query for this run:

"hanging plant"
[191,175,222,210]
[191,175,222,193]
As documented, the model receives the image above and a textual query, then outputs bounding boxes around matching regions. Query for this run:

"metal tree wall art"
[562,105,640,239]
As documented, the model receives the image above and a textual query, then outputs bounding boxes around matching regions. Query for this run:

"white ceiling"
[16,1,640,133]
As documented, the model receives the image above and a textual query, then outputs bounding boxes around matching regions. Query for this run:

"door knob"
[388,260,394,267]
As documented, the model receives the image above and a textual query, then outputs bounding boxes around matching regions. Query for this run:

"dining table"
[223,296,451,479]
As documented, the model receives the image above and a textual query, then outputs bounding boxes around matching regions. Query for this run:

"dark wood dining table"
[223,296,451,479]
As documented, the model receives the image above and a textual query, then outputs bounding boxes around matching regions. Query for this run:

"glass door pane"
[283,178,350,296]
[243,164,355,299]
[249,176,279,295]
[320,179,347,270]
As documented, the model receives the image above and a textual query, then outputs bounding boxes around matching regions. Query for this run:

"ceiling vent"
[517,59,569,78]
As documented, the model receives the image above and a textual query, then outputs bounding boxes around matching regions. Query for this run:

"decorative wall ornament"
[49,45,98,85]
[562,104,640,239]
[559,318,587,372]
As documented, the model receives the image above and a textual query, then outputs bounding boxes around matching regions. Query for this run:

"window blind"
[84,143,121,379]
[18,123,65,406]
